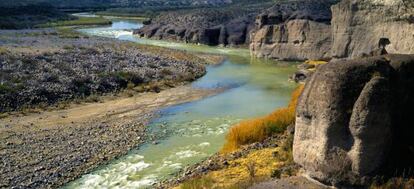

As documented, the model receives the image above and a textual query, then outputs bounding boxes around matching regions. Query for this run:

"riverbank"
[0,85,220,188]
[0,29,213,113]
[0,28,228,188]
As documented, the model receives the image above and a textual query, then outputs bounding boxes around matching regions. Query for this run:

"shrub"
[181,176,214,189]
[221,85,304,153]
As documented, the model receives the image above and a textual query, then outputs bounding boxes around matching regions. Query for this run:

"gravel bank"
[0,29,207,113]
[0,29,221,188]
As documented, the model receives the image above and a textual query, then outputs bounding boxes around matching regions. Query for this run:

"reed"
[221,85,304,153]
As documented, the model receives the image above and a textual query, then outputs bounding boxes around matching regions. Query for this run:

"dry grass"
[123,43,222,65]
[221,85,304,153]
[370,178,414,189]
[180,177,215,189]
[305,60,328,66]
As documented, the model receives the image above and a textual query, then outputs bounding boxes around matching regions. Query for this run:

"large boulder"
[293,54,414,186]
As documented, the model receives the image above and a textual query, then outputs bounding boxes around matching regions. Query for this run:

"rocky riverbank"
[0,28,226,188]
[134,0,274,47]
[0,85,220,188]
[0,29,210,113]
[156,126,299,189]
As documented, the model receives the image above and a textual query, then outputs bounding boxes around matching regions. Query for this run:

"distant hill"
[0,0,233,8]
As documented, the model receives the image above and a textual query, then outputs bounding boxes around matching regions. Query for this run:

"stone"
[250,0,335,61]
[331,0,414,59]
[293,55,414,186]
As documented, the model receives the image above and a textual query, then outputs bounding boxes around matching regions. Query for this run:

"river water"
[64,15,298,189]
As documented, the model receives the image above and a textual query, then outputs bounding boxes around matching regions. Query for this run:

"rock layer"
[331,0,414,58]
[250,0,414,60]
[293,55,414,185]
[250,0,335,61]
[134,8,257,46]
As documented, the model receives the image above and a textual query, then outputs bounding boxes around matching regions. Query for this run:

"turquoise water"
[65,15,298,189]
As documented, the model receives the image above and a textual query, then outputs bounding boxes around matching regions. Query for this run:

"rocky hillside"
[0,4,73,29]
[134,0,273,46]
[0,0,232,8]
[250,0,414,60]
[294,54,414,186]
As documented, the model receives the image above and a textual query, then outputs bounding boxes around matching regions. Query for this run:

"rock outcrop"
[331,0,414,58]
[134,8,258,46]
[250,0,414,60]
[249,0,337,61]
[293,54,414,186]
[133,1,276,46]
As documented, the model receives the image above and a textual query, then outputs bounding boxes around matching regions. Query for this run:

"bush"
[221,85,304,153]
[181,177,214,189]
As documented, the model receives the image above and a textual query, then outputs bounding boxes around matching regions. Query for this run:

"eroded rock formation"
[331,0,414,58]
[134,8,259,46]
[293,55,414,186]
[250,0,336,61]
[250,0,414,60]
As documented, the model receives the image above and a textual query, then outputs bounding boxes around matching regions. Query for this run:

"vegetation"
[0,4,72,29]
[179,137,298,189]
[370,178,414,189]
[177,86,303,188]
[221,85,304,153]
[36,17,112,28]
[55,27,85,38]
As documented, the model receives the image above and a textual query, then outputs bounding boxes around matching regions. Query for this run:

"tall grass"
[221,85,304,153]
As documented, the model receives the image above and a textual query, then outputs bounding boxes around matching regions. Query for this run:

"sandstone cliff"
[293,54,414,186]
[250,0,336,61]
[250,0,414,60]
[331,0,414,58]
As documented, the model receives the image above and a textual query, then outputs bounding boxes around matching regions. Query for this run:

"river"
[64,15,298,188]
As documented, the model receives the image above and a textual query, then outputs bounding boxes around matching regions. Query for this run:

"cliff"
[331,0,414,58]
[134,1,273,46]
[250,0,336,61]
[250,0,414,60]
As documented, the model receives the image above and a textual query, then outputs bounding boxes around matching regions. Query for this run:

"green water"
[65,15,298,189]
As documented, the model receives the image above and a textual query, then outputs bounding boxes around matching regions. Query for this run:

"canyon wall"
[134,9,257,46]
[250,0,414,60]
[249,0,335,61]
[331,0,414,58]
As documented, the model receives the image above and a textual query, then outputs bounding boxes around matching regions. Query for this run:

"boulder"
[293,55,414,186]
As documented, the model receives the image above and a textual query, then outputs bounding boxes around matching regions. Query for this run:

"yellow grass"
[305,60,328,66]
[221,85,304,153]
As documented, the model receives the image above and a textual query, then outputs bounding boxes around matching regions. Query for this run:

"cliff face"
[249,0,336,61]
[134,9,257,46]
[133,1,275,46]
[331,0,414,58]
[251,0,414,60]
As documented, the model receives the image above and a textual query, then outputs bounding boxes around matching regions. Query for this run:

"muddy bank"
[0,29,208,113]
[0,85,220,188]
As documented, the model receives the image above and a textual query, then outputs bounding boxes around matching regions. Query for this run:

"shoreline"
[0,85,222,188]
[0,28,225,188]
